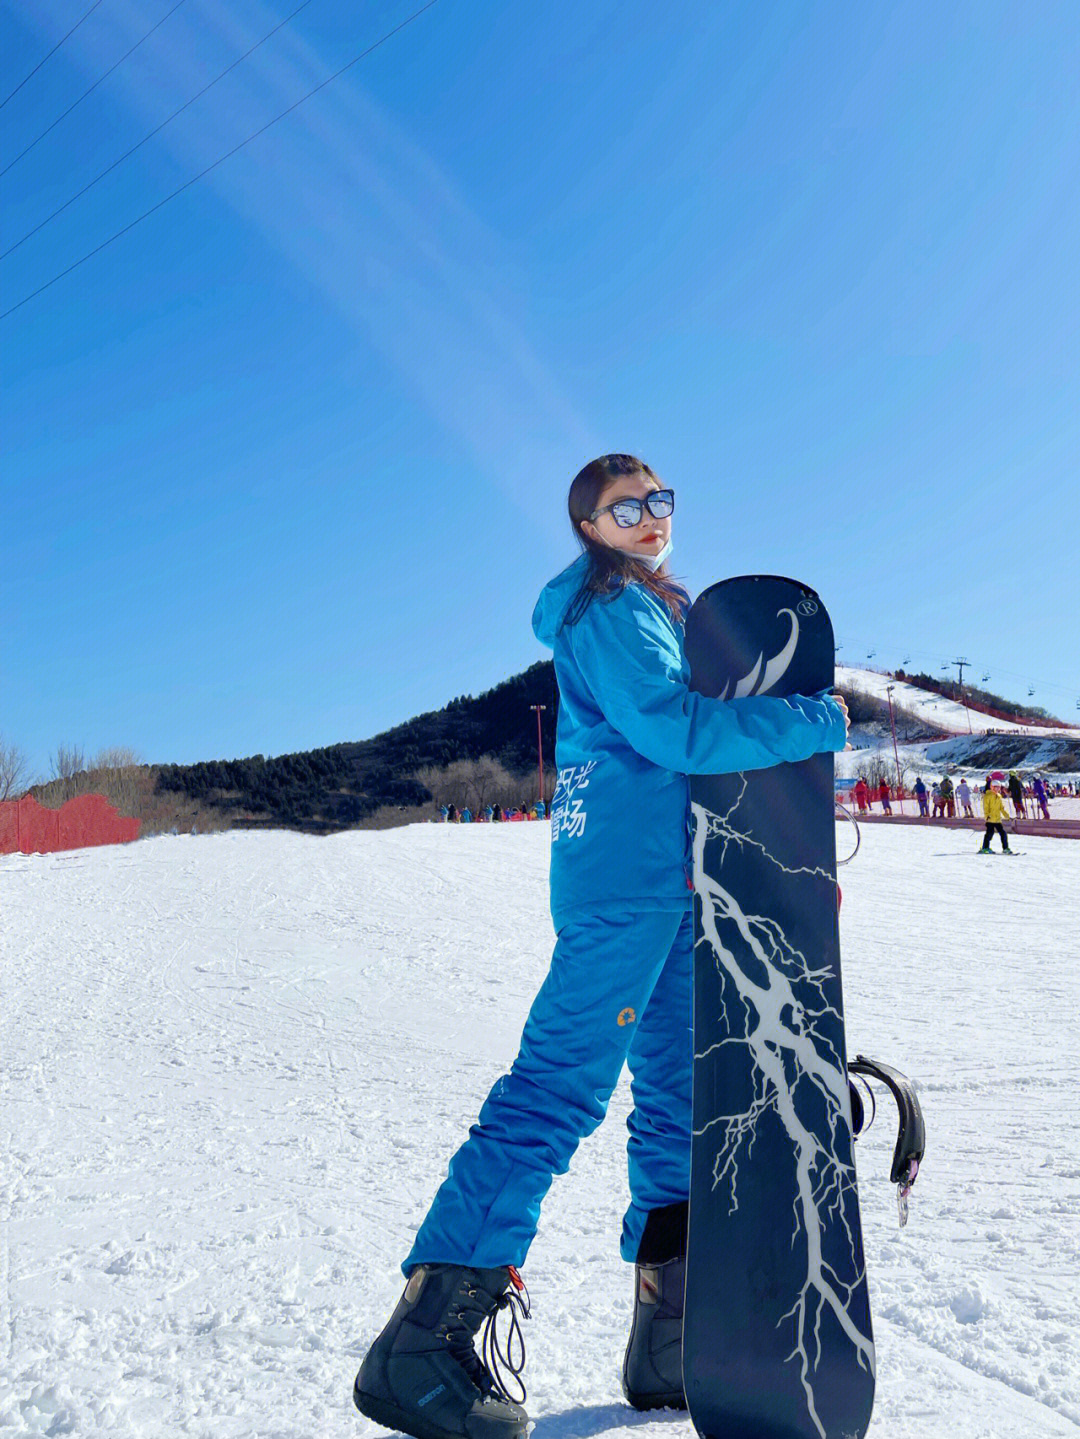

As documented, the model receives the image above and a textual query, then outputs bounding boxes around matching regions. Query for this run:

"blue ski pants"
[401,905,694,1275]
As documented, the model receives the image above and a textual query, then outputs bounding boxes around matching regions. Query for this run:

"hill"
[834,666,1080,783]
[893,671,1066,728]
[28,660,560,835]
[25,658,1078,836]
[835,666,1079,739]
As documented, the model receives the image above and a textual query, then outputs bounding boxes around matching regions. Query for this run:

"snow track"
[2,824,1078,1437]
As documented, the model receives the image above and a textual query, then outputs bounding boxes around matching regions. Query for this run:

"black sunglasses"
[589,488,675,529]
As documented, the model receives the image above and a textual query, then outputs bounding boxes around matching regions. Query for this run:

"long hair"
[561,454,688,628]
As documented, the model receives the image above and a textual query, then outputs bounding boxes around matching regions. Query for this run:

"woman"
[353,455,849,1439]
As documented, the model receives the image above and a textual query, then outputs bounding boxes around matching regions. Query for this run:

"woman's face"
[580,471,672,559]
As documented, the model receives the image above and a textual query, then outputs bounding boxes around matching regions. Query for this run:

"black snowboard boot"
[621,1201,689,1411]
[353,1263,530,1439]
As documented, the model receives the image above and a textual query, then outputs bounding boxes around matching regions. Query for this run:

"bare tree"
[0,736,32,800]
[51,744,86,780]
[93,746,143,770]
[467,756,508,812]
[411,761,469,808]
[862,754,898,792]
[835,682,889,726]
[411,757,532,814]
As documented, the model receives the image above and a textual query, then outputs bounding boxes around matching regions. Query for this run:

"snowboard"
[682,576,874,1439]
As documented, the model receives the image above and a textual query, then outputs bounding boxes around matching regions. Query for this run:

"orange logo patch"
[617,1007,636,1027]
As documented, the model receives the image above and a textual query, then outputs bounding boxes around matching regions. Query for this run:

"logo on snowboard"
[717,608,800,700]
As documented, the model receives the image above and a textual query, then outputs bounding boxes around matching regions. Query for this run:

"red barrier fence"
[0,794,140,855]
[846,811,1080,841]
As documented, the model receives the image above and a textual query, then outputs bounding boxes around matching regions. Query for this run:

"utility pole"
[952,657,972,734]
[885,685,904,813]
[530,705,547,808]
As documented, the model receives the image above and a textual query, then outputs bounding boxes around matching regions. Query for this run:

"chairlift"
[1028,685,1036,696]
[867,650,876,660]
[902,655,911,665]
[981,672,990,682]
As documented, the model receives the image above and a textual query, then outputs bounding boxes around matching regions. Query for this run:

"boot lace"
[441,1267,531,1406]
[481,1268,530,1404]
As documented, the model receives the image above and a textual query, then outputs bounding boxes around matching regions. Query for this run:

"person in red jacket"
[878,780,892,815]
[854,777,870,813]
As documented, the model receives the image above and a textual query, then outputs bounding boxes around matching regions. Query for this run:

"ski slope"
[836,665,1080,738]
[3,824,1079,1439]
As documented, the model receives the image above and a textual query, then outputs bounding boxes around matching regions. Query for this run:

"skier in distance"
[352,454,850,1439]
[979,777,1013,853]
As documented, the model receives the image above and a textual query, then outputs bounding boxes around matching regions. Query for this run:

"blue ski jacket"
[532,554,847,932]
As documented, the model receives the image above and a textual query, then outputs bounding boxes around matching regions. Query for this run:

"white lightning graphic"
[691,785,874,1439]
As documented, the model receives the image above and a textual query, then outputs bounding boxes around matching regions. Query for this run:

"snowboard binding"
[848,1055,926,1227]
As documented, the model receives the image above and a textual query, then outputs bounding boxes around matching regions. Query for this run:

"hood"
[532,553,591,648]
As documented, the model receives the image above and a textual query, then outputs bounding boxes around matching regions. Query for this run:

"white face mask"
[586,521,673,572]
[637,537,673,572]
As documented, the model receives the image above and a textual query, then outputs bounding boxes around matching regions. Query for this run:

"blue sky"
[3,0,1079,781]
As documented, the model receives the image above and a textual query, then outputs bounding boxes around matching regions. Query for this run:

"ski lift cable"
[0,0,190,179]
[0,0,441,322]
[0,0,105,112]
[1,0,317,263]
[841,639,1078,701]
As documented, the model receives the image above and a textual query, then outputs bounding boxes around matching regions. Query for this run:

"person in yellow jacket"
[979,780,1013,854]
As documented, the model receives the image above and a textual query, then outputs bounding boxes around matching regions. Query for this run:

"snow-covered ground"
[3,823,1079,1439]
[923,733,1080,772]
[836,666,1080,738]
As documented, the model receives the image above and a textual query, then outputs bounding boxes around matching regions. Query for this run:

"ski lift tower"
[949,659,977,736]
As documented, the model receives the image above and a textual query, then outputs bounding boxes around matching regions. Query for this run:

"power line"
[0,0,106,112]
[1,0,190,178]
[0,0,441,322]
[1,0,317,262]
